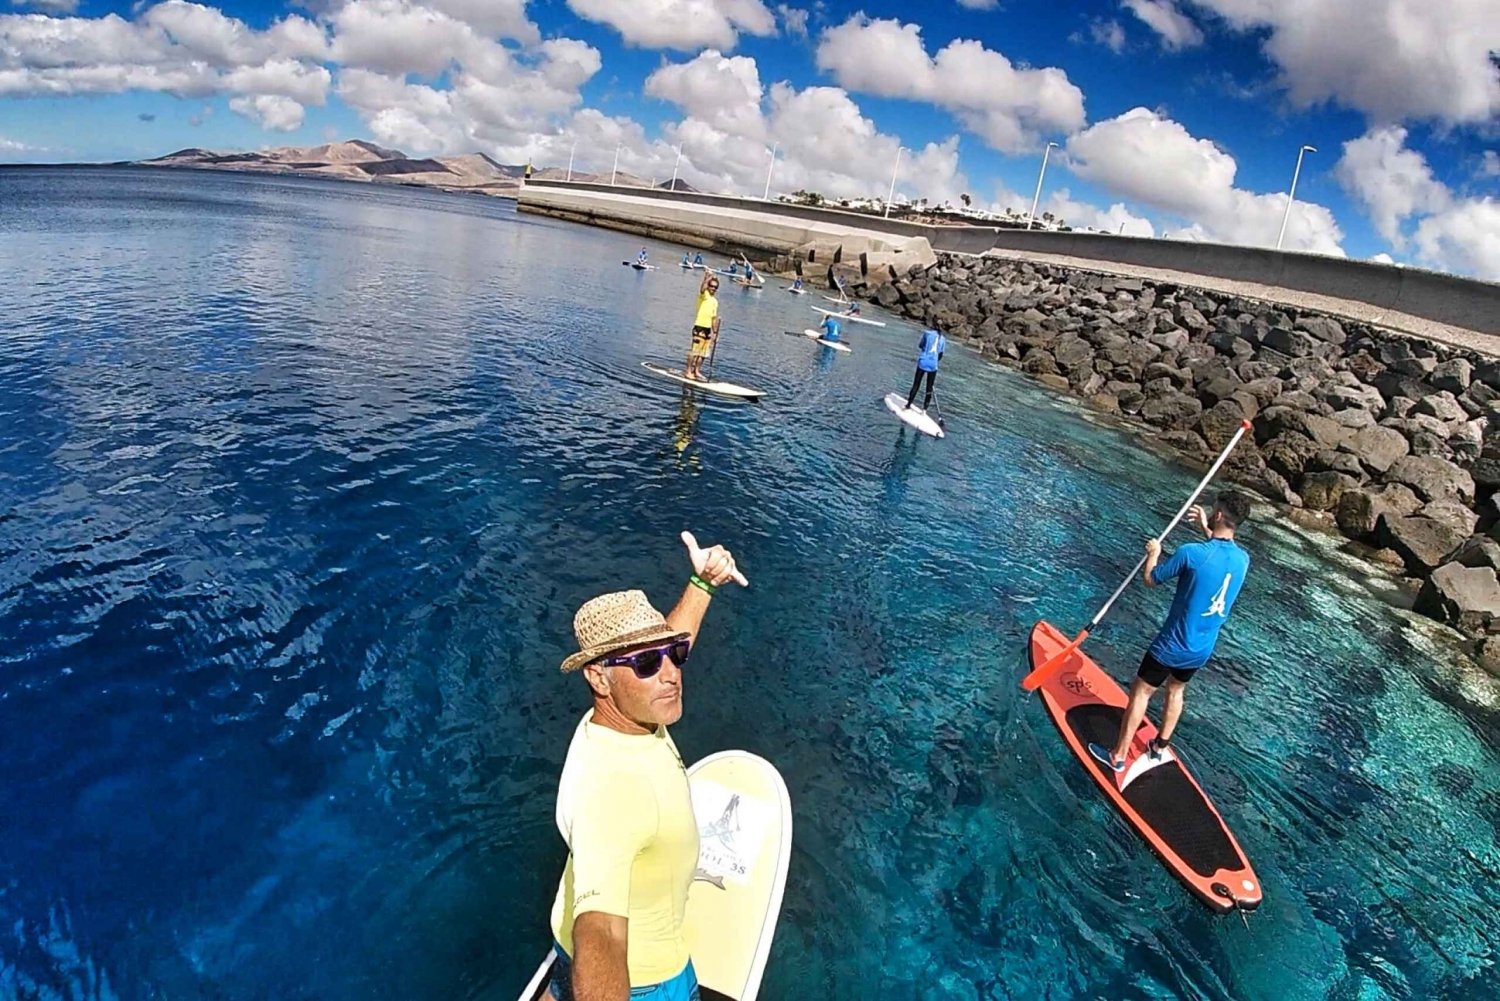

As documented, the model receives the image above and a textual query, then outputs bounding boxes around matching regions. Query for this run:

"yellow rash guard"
[549,711,699,985]
[693,291,718,329]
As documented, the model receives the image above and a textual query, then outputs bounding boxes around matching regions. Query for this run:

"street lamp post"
[1276,144,1317,251]
[566,139,576,182]
[884,146,905,218]
[610,143,621,186]
[763,142,778,200]
[670,143,684,190]
[1026,141,1059,231]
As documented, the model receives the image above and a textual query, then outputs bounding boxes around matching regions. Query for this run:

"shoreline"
[826,252,1500,678]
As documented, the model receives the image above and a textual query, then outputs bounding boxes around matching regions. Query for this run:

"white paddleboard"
[782,287,807,295]
[811,306,885,328]
[822,295,850,305]
[624,261,658,271]
[799,329,850,353]
[519,750,793,1001]
[642,362,765,400]
[883,392,944,438]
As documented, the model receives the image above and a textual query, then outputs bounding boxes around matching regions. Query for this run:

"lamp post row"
[557,137,1320,247]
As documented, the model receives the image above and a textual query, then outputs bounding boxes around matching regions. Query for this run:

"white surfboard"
[642,362,765,401]
[884,392,944,438]
[811,306,885,328]
[519,751,792,1001]
[782,286,807,295]
[799,329,851,353]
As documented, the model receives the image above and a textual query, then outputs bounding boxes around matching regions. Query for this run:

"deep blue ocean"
[1,167,1496,1000]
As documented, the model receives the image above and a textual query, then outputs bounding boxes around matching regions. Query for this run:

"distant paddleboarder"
[546,532,746,1000]
[790,277,804,292]
[636,248,649,267]
[905,328,946,410]
[684,272,720,383]
[1089,493,1252,773]
[692,252,704,267]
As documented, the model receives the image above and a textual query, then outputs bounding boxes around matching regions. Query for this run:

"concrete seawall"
[518,179,1498,348]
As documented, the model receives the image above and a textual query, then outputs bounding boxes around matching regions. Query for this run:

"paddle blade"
[1019,628,1089,691]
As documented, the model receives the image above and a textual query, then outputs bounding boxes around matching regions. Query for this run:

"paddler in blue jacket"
[819,314,842,343]
[1089,492,1252,773]
[904,328,945,410]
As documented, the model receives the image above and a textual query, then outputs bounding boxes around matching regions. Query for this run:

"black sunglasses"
[597,638,691,679]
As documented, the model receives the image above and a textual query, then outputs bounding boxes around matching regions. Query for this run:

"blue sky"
[1,1,1496,276]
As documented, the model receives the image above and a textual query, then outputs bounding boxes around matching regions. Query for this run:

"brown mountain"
[140,140,699,197]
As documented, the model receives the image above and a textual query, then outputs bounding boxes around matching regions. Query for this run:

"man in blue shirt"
[1089,492,1252,773]
[905,328,946,410]
[819,314,842,342]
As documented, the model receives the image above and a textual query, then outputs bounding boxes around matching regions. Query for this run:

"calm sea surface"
[1,167,1496,1000]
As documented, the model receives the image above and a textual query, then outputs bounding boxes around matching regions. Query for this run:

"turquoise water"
[1,167,1496,1000]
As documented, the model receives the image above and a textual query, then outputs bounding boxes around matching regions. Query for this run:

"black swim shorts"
[1137,651,1199,687]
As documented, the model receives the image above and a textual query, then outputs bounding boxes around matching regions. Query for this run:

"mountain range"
[137,140,695,197]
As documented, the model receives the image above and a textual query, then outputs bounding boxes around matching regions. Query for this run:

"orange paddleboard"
[1029,620,1262,912]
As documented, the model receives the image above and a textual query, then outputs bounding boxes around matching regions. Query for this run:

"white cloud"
[421,0,538,44]
[775,3,807,37]
[1334,125,1499,278]
[564,0,776,51]
[329,0,476,77]
[0,3,331,125]
[1087,19,1126,53]
[1046,188,1157,236]
[1413,199,1500,279]
[1371,252,1396,265]
[0,134,35,150]
[1481,150,1499,178]
[814,15,1085,152]
[1186,0,1500,125]
[1122,0,1203,50]
[229,93,305,131]
[1065,106,1344,254]
[640,49,969,203]
[955,0,999,9]
[1333,126,1448,244]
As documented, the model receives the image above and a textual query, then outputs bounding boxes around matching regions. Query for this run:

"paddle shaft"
[1020,420,1252,691]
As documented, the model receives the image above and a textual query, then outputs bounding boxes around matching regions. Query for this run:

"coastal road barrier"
[519,179,1498,341]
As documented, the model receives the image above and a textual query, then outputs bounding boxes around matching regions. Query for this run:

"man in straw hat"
[546,531,747,1001]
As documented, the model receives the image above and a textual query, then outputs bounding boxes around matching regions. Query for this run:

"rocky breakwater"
[843,253,1500,668]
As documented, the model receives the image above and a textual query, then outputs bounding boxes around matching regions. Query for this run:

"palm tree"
[960,193,972,209]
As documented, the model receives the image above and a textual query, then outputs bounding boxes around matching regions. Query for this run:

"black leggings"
[906,368,936,409]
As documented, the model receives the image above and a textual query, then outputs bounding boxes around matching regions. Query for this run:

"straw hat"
[560,590,685,673]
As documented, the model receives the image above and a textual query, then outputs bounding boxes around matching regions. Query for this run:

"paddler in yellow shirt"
[684,272,720,382]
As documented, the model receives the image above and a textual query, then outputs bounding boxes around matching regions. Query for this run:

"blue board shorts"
[548,941,700,1001]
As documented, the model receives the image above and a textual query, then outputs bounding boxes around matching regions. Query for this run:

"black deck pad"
[1065,704,1243,877]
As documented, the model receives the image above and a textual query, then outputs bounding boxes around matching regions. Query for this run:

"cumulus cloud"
[0,2,331,128]
[1333,126,1448,244]
[775,3,808,37]
[1481,150,1499,179]
[1046,188,1157,236]
[815,15,1085,152]
[335,36,601,155]
[1413,199,1500,279]
[1065,106,1344,254]
[229,93,305,131]
[564,0,776,51]
[1084,19,1126,53]
[1122,0,1203,50]
[0,134,35,150]
[641,49,970,203]
[1185,0,1500,125]
[955,0,999,9]
[1335,125,1499,278]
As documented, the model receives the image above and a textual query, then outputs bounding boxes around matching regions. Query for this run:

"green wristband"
[689,574,717,595]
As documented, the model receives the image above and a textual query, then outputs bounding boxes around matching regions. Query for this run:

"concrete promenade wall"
[519,179,1497,338]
